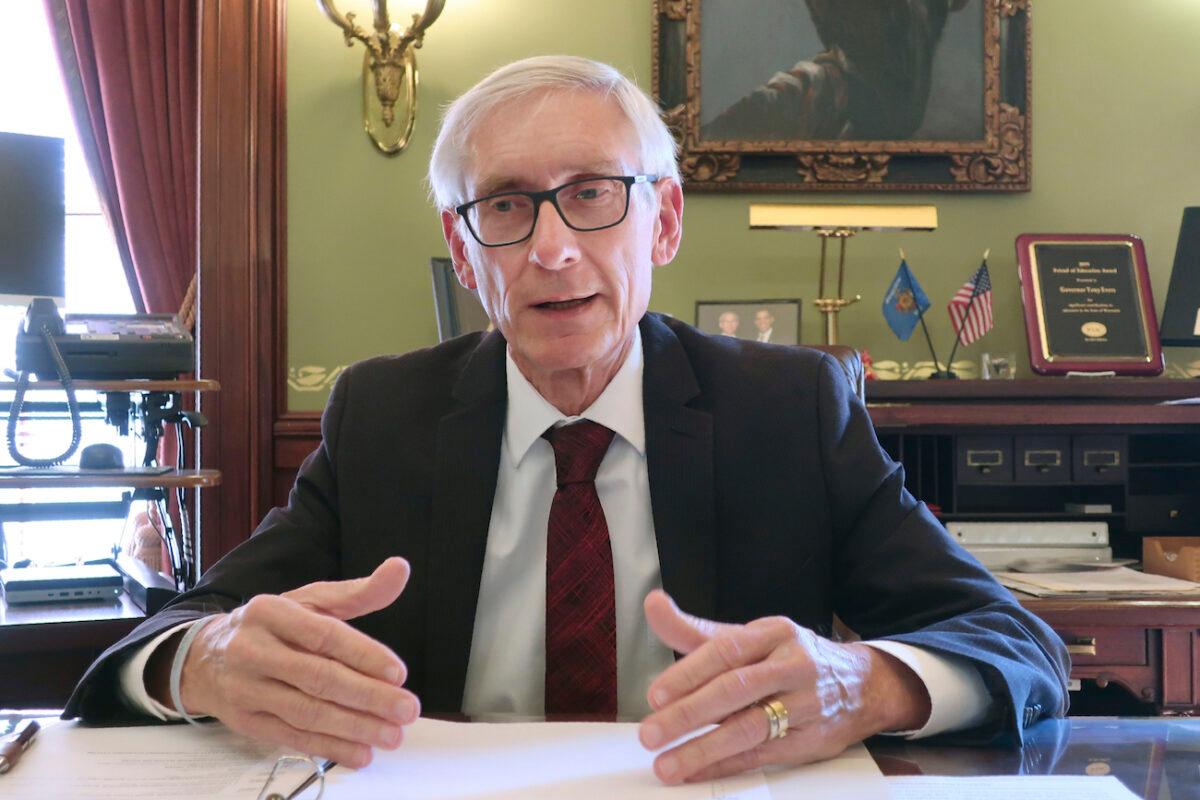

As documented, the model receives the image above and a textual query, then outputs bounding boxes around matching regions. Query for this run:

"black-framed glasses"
[454,174,659,248]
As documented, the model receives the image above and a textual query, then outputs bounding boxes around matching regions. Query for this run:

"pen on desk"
[0,720,40,775]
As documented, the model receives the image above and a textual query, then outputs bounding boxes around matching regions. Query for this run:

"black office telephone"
[15,298,194,380]
[7,298,195,466]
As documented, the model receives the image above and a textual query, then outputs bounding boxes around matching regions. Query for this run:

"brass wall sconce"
[318,0,446,156]
[750,204,938,345]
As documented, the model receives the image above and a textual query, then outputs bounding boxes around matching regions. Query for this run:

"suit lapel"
[640,316,717,622]
[425,331,507,712]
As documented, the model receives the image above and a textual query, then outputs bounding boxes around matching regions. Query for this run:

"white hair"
[428,55,680,210]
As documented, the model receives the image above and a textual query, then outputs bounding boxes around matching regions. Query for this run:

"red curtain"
[45,1,200,582]
[44,0,198,316]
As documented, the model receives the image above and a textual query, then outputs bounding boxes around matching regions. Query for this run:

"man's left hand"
[638,590,931,784]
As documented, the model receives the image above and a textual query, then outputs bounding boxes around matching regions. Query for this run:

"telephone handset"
[22,297,66,337]
[6,299,82,467]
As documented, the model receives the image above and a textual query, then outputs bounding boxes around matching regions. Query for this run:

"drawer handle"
[1067,638,1097,656]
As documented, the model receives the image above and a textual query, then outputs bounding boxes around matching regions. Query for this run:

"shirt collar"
[504,327,645,466]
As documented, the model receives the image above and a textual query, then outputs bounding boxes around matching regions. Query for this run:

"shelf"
[0,469,221,489]
[867,378,1200,403]
[868,402,1200,430]
[1130,462,1200,469]
[958,480,1125,488]
[0,593,145,629]
[0,379,219,392]
[941,512,1125,521]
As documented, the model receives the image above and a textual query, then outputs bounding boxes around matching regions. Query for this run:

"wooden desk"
[1021,596,1200,715]
[0,596,143,707]
[871,717,1200,799]
[867,378,1200,716]
[1,710,1194,799]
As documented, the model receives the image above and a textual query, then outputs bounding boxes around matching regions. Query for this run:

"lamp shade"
[749,204,938,232]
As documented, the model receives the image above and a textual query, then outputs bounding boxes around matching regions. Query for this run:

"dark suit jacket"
[65,314,1069,744]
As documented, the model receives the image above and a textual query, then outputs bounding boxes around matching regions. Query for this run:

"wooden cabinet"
[1026,599,1200,714]
[867,378,1200,715]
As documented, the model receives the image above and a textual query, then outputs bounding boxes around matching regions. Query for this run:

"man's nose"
[527,199,581,271]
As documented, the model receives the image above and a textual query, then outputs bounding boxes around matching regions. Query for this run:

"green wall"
[287,0,1200,411]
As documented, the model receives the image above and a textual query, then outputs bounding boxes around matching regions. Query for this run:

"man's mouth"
[536,295,595,310]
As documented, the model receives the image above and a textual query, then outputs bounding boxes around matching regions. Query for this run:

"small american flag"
[947,262,993,345]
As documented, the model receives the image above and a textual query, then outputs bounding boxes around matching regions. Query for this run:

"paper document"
[324,718,890,799]
[887,775,1139,799]
[0,717,890,800]
[0,719,280,799]
[996,565,1200,596]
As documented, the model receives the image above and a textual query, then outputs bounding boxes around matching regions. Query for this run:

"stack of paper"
[888,775,1140,799]
[996,566,1200,597]
[0,718,892,799]
[324,719,891,799]
[0,717,1152,799]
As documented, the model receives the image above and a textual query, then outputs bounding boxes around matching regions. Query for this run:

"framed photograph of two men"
[1015,234,1165,376]
[652,0,1031,192]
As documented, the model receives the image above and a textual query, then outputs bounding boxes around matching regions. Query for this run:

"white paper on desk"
[887,775,1140,799]
[996,566,1200,595]
[0,720,280,799]
[323,718,890,799]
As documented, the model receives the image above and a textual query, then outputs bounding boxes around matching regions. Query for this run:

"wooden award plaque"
[1015,233,1164,376]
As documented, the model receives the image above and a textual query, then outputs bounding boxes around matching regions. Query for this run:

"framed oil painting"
[695,299,801,344]
[653,0,1031,192]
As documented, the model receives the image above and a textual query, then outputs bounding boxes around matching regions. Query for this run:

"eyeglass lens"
[467,178,630,246]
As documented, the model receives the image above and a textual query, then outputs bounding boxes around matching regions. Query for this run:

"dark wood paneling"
[273,413,320,507]
[197,0,286,569]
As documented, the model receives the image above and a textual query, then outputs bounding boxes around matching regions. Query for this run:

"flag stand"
[939,251,992,378]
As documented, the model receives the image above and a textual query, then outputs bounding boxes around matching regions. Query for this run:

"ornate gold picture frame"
[652,0,1031,192]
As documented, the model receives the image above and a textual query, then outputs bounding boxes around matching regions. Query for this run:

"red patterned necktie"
[543,420,618,716]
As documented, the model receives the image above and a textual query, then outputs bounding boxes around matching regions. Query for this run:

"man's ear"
[441,208,478,290]
[650,178,684,267]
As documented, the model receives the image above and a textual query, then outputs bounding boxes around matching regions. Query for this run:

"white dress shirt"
[757,328,773,343]
[121,329,989,736]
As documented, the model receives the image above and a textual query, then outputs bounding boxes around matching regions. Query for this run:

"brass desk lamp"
[750,204,938,344]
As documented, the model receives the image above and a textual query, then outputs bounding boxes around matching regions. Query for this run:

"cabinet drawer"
[1056,627,1147,666]
[1072,435,1127,484]
[956,435,1013,484]
[1127,494,1200,534]
[1015,435,1070,483]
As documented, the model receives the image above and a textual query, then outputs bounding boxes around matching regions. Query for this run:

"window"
[1,4,139,569]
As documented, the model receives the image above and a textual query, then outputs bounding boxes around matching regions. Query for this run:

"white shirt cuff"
[861,640,990,739]
[117,618,212,720]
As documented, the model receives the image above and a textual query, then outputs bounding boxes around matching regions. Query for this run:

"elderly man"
[66,55,1067,785]
[717,310,741,337]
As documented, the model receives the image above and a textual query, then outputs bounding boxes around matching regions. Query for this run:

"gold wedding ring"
[758,698,789,741]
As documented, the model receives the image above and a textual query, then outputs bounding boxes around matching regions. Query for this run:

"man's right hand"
[151,557,419,768]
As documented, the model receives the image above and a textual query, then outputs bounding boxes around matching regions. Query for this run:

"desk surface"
[1,714,1193,797]
[870,717,1200,800]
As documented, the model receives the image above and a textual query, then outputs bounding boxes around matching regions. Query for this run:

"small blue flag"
[881,259,931,341]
